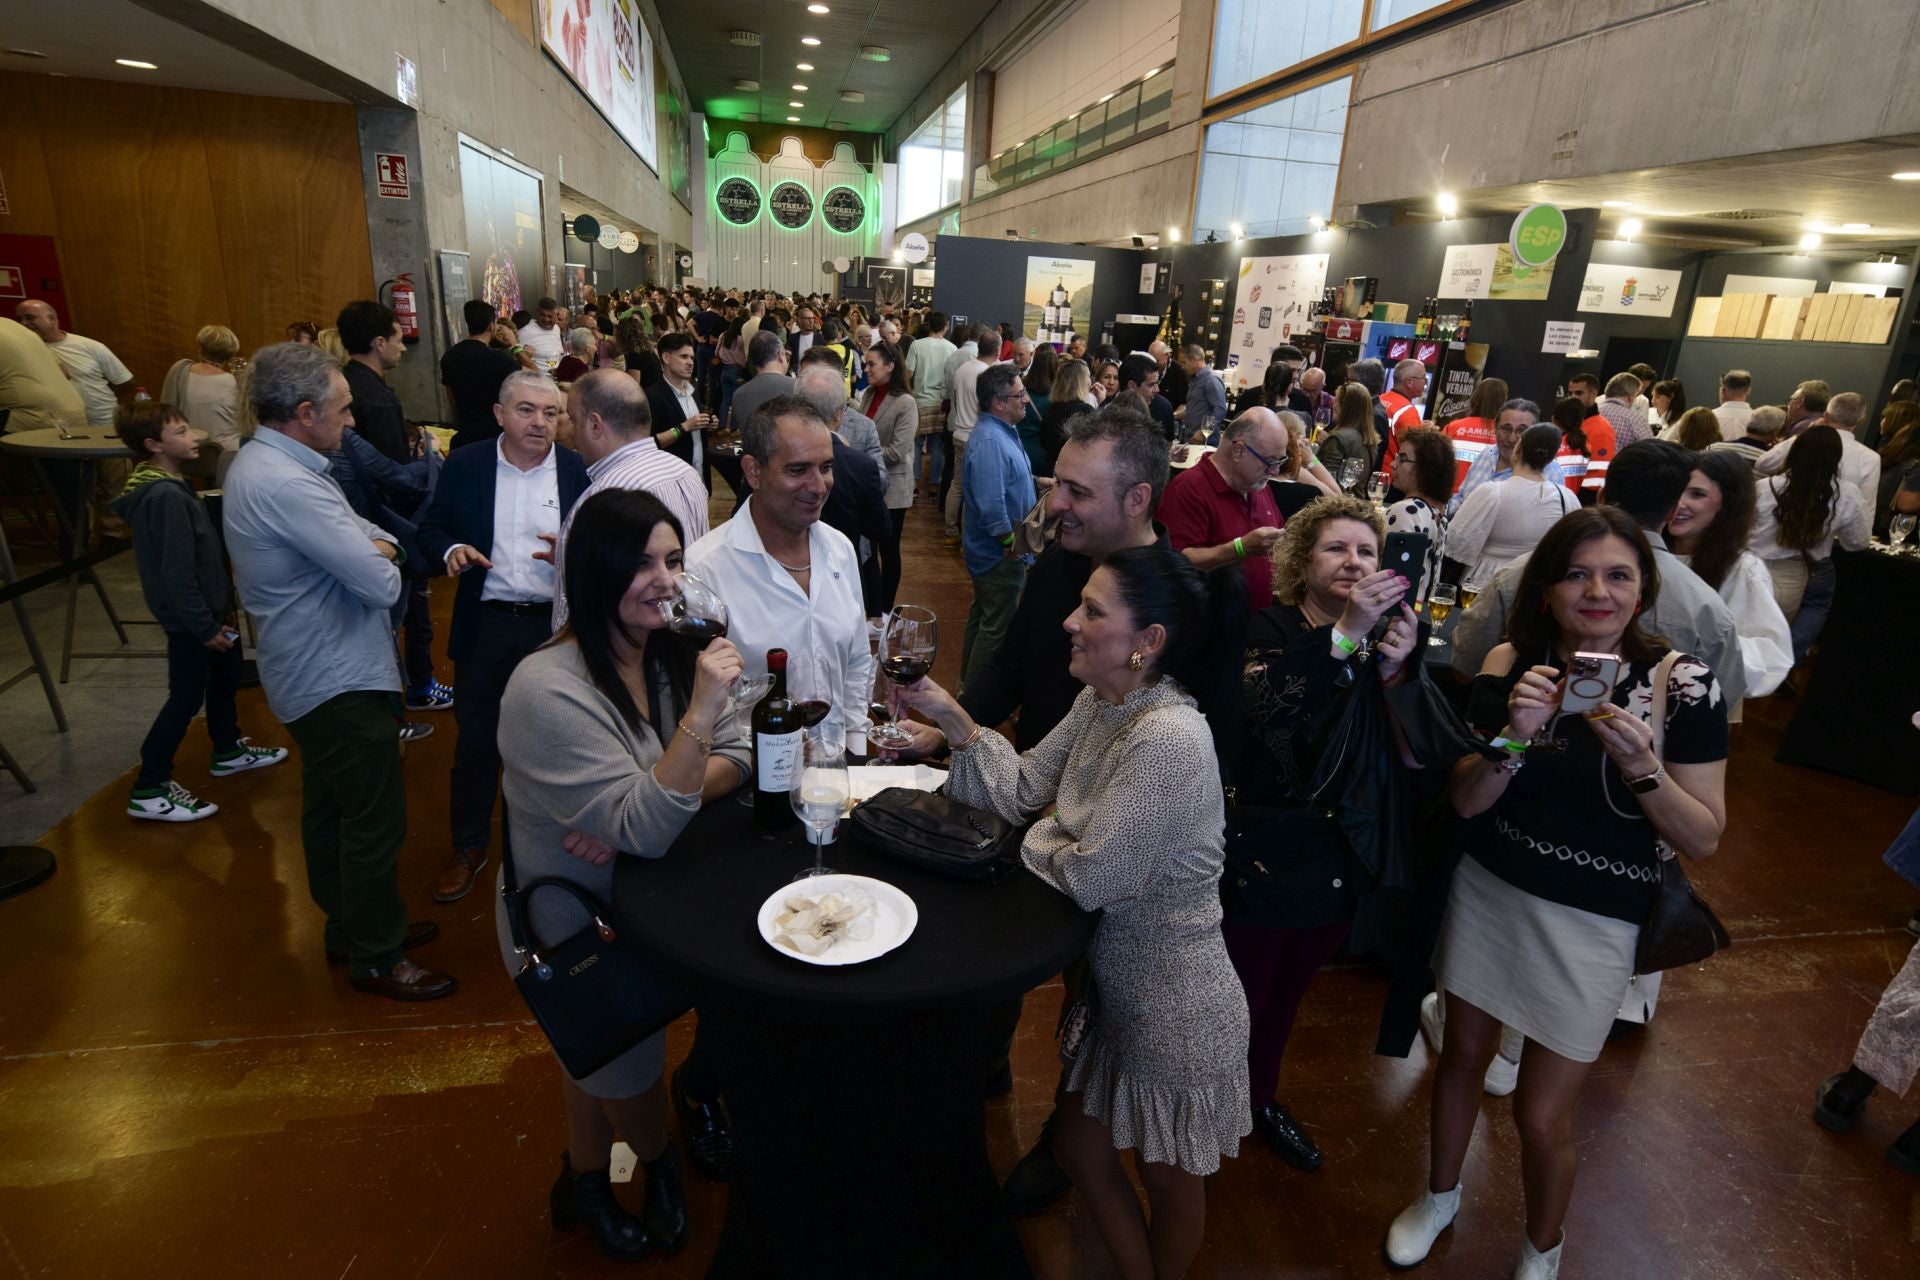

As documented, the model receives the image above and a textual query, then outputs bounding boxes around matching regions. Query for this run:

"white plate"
[756,873,918,967]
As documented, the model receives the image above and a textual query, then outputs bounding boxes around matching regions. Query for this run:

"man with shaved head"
[14,299,133,426]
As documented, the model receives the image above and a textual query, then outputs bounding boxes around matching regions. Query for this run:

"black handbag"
[502,837,691,1080]
[846,786,1021,880]
[1631,651,1733,974]
[1221,802,1361,929]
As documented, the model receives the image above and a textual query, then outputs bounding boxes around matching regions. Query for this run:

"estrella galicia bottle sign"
[716,177,761,226]
[769,181,815,230]
[822,186,866,233]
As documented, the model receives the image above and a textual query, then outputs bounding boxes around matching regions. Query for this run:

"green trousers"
[961,557,1027,691]
[285,690,409,976]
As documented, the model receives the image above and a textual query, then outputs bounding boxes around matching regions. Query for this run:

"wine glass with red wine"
[664,572,772,707]
[869,606,936,750]
[785,651,834,731]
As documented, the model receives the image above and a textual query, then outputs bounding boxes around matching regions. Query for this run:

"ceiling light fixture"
[728,30,761,46]
[793,83,808,90]
[858,46,891,62]
[115,58,158,69]
[1618,218,1643,240]
[1798,232,1823,250]
[1840,222,1871,230]
[796,62,814,71]
[801,35,821,46]
[1892,172,1920,181]
[1230,222,1244,238]
[1309,215,1326,230]
[1602,200,1633,208]
[789,100,804,107]
[808,3,831,11]
[733,78,760,90]
[1436,191,1458,218]
[4,48,50,59]
[1167,227,1181,243]
[787,115,801,123]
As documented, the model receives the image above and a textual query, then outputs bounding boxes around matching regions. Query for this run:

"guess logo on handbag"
[568,953,601,977]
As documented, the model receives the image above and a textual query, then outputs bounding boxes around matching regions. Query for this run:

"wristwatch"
[1625,766,1666,794]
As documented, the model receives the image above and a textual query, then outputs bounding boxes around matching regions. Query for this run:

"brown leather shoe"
[326,919,439,968]
[349,958,459,1001]
[432,847,488,902]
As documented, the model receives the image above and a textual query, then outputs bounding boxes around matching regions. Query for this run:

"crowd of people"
[6,276,1920,1278]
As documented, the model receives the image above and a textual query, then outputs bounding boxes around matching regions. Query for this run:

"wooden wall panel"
[0,73,372,393]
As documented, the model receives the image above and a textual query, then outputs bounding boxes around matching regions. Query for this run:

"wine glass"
[664,572,773,708]
[785,650,834,731]
[870,606,936,751]
[1366,471,1388,505]
[1426,583,1457,646]
[1890,512,1917,553]
[1338,458,1365,494]
[790,727,850,882]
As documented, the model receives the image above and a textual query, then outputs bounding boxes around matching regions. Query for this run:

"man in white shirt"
[553,369,708,632]
[516,296,565,372]
[14,299,133,426]
[785,303,821,364]
[907,312,961,503]
[415,371,590,902]
[943,322,999,539]
[687,395,873,753]
[1713,369,1753,441]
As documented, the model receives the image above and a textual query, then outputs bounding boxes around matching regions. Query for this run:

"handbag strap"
[1645,649,1682,861]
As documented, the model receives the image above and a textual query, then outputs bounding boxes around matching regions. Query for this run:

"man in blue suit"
[416,371,589,902]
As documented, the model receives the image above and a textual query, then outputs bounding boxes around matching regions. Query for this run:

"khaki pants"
[943,437,967,535]
[1765,555,1809,620]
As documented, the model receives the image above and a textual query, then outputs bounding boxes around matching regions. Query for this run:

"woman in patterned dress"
[1384,426,1456,603]
[1386,506,1729,1279]
[901,544,1249,1280]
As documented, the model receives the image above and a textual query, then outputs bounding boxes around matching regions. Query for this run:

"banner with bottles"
[1023,257,1096,344]
[1226,253,1330,390]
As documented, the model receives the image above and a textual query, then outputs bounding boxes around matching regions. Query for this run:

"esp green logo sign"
[1509,204,1567,268]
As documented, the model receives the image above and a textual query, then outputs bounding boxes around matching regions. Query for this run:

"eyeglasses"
[1239,440,1290,475]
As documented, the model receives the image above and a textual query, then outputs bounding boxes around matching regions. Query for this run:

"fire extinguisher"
[381,273,421,345]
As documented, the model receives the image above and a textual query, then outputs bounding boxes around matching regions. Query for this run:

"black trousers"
[402,578,435,691]
[449,606,553,852]
[936,430,956,514]
[137,629,243,788]
[880,506,908,612]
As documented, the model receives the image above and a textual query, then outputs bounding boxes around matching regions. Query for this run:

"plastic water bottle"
[132,386,152,404]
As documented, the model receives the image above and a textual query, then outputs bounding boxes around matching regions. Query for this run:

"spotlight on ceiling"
[801,35,821,46]
[1602,200,1633,208]
[793,83,808,90]
[1798,232,1823,250]
[1230,222,1244,238]
[787,116,801,123]
[808,3,831,12]
[1309,215,1326,230]
[1166,227,1180,243]
[796,62,814,71]
[1436,191,1459,218]
[1891,172,1920,181]
[115,58,158,69]
[1005,229,1021,240]
[1618,218,1643,240]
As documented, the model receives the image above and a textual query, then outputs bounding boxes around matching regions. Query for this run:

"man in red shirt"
[1378,358,1429,460]
[1157,408,1288,609]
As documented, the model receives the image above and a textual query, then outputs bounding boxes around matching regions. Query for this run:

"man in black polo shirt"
[1118,352,1177,441]
[440,299,521,451]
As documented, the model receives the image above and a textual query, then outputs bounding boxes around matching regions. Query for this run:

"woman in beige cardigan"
[862,340,920,611]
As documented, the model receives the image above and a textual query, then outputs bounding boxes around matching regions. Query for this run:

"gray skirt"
[1433,857,1639,1064]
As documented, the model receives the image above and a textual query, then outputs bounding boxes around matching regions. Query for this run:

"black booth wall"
[930,237,1156,341]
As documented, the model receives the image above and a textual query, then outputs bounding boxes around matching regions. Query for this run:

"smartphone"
[1380,531,1431,613]
[1559,651,1623,715]
[219,628,240,645]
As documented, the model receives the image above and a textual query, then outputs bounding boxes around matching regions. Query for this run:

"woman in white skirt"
[1386,507,1729,1279]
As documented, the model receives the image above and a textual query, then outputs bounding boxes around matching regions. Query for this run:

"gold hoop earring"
[1127,650,1145,671]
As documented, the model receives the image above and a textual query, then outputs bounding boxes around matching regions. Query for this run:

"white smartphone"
[1559,651,1623,715]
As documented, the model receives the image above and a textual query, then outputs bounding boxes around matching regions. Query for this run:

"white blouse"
[1748,474,1870,562]
[1678,551,1791,702]
[1445,476,1576,592]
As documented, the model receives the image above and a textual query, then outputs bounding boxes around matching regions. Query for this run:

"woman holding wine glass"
[1316,383,1383,495]
[494,489,749,1260]
[898,545,1250,1280]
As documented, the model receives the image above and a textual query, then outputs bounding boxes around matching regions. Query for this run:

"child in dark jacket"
[108,403,285,821]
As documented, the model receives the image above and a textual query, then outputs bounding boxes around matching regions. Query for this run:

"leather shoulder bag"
[1632,650,1733,974]
[847,786,1021,881]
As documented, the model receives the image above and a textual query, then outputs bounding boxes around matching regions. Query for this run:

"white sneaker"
[128,781,219,822]
[209,739,288,777]
[1513,1232,1563,1279]
[1419,991,1444,1056]
[1484,1051,1520,1097]
[1385,1185,1460,1267]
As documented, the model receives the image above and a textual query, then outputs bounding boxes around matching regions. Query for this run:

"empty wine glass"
[870,605,937,751]
[1890,512,1917,553]
[1338,458,1365,494]
[790,727,849,882]
[1366,471,1389,505]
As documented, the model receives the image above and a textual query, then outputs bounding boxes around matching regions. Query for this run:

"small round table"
[612,799,1095,1279]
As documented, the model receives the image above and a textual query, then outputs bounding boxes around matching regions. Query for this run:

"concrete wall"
[1337,0,1920,209]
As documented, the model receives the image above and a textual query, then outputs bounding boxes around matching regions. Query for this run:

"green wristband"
[1330,629,1359,655]
[1234,536,1247,559]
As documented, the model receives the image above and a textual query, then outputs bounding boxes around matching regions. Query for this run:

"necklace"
[774,555,811,573]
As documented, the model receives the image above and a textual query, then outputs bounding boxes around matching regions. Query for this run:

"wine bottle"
[1455,299,1473,346]
[751,648,802,829]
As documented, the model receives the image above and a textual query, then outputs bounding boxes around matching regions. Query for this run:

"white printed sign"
[1578,262,1684,317]
[1541,321,1586,354]
[1226,253,1330,389]
[1437,244,1498,300]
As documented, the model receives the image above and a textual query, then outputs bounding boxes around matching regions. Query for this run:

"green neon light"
[821,185,867,235]
[767,180,815,232]
[714,173,763,226]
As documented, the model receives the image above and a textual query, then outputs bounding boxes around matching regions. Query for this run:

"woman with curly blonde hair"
[1225,493,1419,1173]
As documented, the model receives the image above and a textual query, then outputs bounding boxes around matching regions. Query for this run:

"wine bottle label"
[756,729,802,791]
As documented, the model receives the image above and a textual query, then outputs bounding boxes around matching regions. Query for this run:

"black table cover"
[612,795,1095,1278]
[1775,548,1920,795]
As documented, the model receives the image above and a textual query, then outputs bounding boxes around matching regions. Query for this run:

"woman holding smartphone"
[1386,506,1728,1280]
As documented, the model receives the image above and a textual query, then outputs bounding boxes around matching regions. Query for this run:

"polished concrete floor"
[1,486,1917,1278]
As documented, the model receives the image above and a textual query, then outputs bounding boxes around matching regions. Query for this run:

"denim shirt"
[222,427,404,723]
[960,413,1038,576]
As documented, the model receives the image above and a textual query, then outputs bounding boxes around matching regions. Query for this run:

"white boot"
[1513,1232,1563,1279]
[1385,1185,1460,1267]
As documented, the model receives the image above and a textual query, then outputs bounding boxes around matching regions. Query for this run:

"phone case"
[1559,652,1623,715]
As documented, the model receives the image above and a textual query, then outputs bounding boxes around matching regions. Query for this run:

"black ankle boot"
[549,1152,652,1261]
[1888,1119,1920,1175]
[1813,1067,1877,1134]
[1253,1104,1324,1171]
[643,1140,690,1255]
